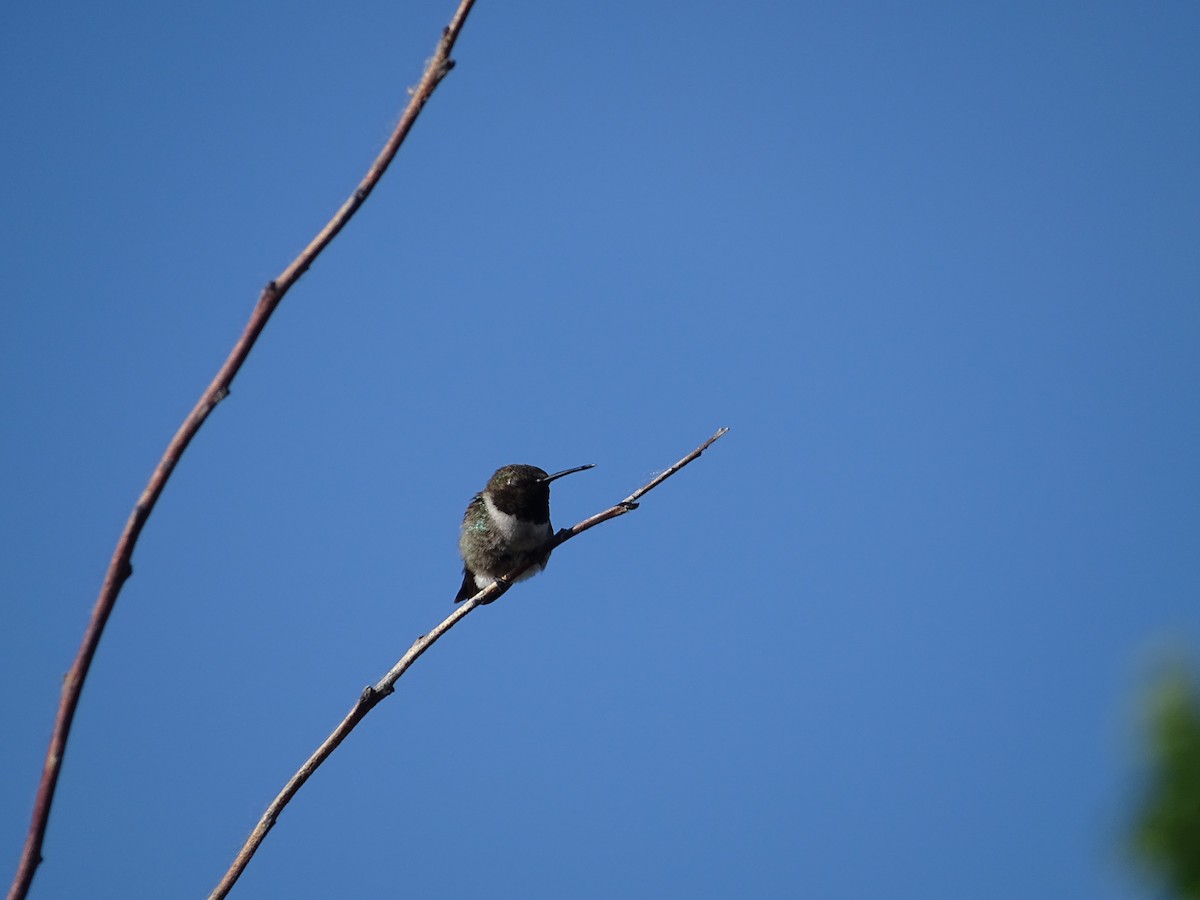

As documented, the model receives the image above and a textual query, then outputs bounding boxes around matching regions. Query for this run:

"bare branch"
[552,426,730,543]
[7,3,478,898]
[208,428,729,899]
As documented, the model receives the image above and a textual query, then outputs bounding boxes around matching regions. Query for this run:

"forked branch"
[207,427,729,899]
[7,3,477,898]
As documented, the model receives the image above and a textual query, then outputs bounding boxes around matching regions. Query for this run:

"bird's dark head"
[485,464,549,494]
[483,463,594,520]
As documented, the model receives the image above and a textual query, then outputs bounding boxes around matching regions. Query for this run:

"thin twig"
[7,4,477,899]
[208,428,729,899]
[553,426,730,542]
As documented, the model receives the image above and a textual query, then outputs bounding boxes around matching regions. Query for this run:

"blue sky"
[2,1,1198,897]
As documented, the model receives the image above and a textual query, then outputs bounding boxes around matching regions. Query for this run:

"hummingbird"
[455,463,594,603]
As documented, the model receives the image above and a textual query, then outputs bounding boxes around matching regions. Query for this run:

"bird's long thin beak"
[539,464,595,484]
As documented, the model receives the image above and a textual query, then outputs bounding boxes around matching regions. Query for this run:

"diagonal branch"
[7,3,478,898]
[207,427,729,900]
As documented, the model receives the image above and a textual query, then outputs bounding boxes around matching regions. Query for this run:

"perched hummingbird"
[455,463,594,603]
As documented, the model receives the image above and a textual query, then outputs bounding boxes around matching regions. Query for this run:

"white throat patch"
[482,492,552,548]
